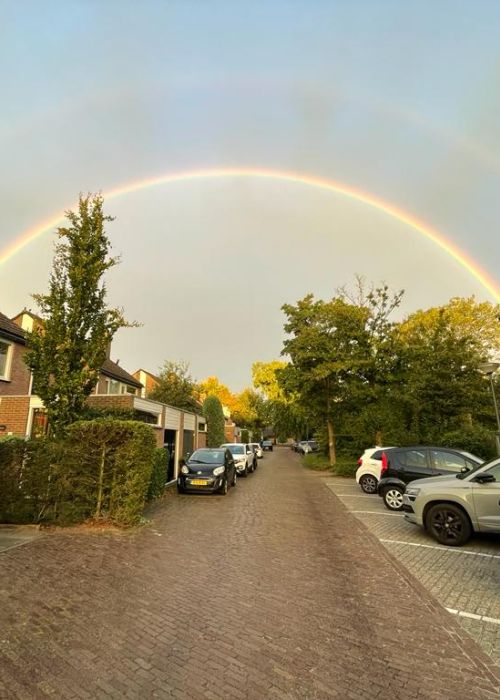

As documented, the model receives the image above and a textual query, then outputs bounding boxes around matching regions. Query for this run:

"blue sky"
[1,1,500,389]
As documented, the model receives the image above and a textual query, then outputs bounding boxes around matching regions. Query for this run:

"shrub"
[148,448,169,500]
[439,425,497,461]
[241,429,249,444]
[302,452,358,477]
[203,395,226,447]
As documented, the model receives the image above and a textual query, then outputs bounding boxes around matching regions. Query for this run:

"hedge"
[147,447,169,500]
[0,419,157,526]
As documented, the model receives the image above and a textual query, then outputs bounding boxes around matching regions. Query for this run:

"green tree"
[203,395,226,447]
[25,194,132,436]
[149,360,200,412]
[280,294,373,465]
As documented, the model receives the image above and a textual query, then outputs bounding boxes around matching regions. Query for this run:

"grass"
[302,453,358,477]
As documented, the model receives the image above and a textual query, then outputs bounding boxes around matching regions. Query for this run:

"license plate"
[190,479,207,486]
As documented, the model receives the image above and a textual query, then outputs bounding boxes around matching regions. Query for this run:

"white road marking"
[380,538,500,560]
[350,510,404,516]
[446,608,500,626]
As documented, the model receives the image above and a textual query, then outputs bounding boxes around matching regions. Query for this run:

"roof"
[0,312,26,344]
[133,368,159,381]
[101,358,143,388]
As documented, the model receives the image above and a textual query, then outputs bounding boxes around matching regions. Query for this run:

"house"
[0,309,207,481]
[132,368,160,398]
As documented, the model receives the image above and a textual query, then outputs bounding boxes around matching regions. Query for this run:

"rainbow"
[1,167,498,301]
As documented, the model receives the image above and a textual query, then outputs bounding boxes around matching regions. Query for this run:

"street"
[0,449,499,699]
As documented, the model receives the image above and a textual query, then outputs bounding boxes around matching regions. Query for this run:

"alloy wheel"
[430,508,466,544]
[384,488,404,510]
[360,475,377,494]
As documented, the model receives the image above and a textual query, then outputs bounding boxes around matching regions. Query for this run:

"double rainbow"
[1,167,498,301]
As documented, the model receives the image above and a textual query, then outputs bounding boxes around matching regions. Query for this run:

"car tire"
[220,478,228,495]
[177,485,185,495]
[425,503,472,546]
[382,486,405,511]
[232,470,237,487]
[253,459,257,471]
[241,467,248,478]
[359,474,378,494]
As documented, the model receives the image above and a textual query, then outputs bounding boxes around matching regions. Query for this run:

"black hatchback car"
[177,448,237,495]
[377,446,482,511]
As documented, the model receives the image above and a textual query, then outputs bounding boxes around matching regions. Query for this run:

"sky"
[1,0,500,391]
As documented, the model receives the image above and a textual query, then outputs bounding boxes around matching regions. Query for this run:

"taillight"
[357,458,362,466]
[381,452,389,475]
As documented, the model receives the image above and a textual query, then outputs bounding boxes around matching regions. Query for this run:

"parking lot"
[324,476,500,667]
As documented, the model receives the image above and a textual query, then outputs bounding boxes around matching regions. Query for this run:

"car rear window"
[372,450,384,460]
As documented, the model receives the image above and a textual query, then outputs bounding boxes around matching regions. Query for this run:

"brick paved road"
[0,449,499,699]
[324,477,500,668]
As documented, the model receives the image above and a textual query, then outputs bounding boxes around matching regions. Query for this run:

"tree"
[280,294,373,465]
[149,360,200,412]
[203,395,226,447]
[198,376,235,411]
[25,194,132,436]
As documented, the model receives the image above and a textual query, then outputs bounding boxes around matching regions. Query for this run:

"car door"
[396,448,432,483]
[471,463,500,531]
[429,449,470,477]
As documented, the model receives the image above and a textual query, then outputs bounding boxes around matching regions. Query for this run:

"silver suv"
[403,456,500,546]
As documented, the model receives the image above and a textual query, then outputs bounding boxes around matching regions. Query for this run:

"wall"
[0,396,30,437]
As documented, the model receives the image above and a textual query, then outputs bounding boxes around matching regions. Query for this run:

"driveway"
[324,476,500,667]
[0,450,499,699]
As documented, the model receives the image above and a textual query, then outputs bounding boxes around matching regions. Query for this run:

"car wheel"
[425,503,471,546]
[220,478,228,495]
[359,474,378,494]
[232,470,237,487]
[241,467,248,478]
[177,485,185,495]
[382,486,404,511]
[253,459,257,471]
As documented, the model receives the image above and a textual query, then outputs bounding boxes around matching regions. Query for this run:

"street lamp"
[479,361,500,456]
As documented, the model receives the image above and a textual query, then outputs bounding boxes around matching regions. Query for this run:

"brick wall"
[0,396,30,437]
[87,395,134,411]
[0,344,31,396]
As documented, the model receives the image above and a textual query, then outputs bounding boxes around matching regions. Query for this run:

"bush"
[439,425,497,461]
[203,395,226,447]
[241,429,249,443]
[148,448,169,500]
[0,420,157,527]
[302,452,358,477]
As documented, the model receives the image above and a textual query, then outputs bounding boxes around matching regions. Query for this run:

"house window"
[0,340,12,380]
[31,409,49,439]
[107,379,121,394]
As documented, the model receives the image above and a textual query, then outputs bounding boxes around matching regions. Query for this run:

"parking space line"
[446,608,500,626]
[380,539,500,560]
[350,510,404,516]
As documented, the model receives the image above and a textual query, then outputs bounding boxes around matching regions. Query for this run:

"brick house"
[0,309,206,480]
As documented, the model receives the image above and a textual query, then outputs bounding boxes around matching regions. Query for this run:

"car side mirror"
[472,473,496,484]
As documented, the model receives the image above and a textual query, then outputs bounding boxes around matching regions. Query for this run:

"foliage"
[149,360,200,412]
[203,395,226,447]
[252,360,289,402]
[25,194,134,436]
[439,426,497,461]
[198,376,234,410]
[147,448,169,500]
[0,421,156,526]
[302,452,358,477]
[241,428,249,443]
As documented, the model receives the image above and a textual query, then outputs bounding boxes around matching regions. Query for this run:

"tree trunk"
[327,417,336,465]
[375,430,382,446]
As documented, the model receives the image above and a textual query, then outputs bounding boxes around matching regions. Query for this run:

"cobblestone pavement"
[0,525,43,553]
[1,450,499,699]
[324,477,500,668]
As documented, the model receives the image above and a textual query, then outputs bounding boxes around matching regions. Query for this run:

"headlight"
[181,465,189,475]
[213,466,225,476]
[405,487,420,496]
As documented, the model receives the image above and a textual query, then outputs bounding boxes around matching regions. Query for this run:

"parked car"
[220,443,257,476]
[250,442,264,459]
[177,448,237,495]
[262,440,274,451]
[377,446,483,511]
[355,446,395,494]
[403,456,500,546]
[297,440,320,455]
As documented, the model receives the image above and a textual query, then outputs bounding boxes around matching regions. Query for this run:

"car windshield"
[227,445,244,455]
[188,449,224,464]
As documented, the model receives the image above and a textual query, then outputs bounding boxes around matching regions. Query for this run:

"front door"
[163,429,177,482]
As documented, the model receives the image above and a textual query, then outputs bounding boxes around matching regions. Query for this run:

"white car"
[355,446,395,493]
[220,443,257,477]
[249,443,263,459]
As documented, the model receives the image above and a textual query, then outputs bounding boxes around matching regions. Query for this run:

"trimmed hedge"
[0,419,157,526]
[147,448,169,500]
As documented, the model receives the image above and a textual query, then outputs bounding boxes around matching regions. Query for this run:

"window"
[198,422,206,431]
[401,450,427,468]
[485,464,500,481]
[107,379,120,394]
[0,340,12,379]
[430,450,467,472]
